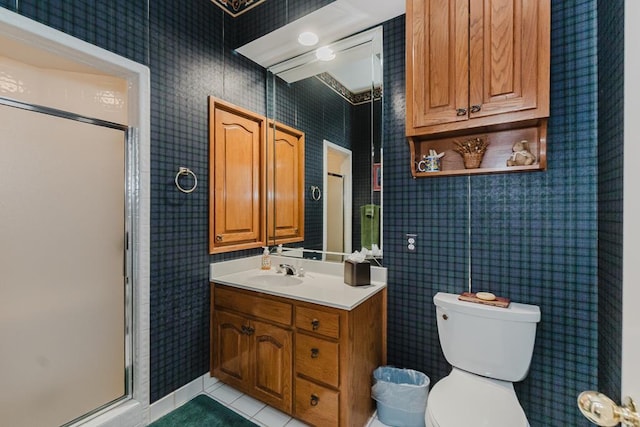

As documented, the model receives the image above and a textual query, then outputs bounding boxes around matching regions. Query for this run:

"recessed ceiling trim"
[236,0,404,68]
[211,0,267,17]
[267,26,383,89]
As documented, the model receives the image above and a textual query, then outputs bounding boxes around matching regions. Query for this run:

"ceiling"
[235,0,405,93]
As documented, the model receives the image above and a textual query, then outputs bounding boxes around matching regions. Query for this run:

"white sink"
[244,274,303,287]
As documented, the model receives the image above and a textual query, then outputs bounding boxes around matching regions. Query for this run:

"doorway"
[323,140,352,261]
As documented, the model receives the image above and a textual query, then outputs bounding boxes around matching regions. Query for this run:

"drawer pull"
[310,394,319,406]
[311,319,320,330]
[310,348,319,358]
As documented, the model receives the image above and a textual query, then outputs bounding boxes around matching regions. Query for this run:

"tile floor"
[203,377,391,427]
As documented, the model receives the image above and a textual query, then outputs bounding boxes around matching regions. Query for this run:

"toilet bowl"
[425,368,528,427]
[426,292,540,427]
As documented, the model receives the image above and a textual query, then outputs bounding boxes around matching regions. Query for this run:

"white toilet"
[426,292,541,427]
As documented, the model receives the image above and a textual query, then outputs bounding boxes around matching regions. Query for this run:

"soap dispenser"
[261,247,271,270]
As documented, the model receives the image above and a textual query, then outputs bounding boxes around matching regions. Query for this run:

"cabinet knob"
[310,394,319,406]
[456,108,467,116]
[241,325,254,336]
[311,319,320,330]
[470,104,482,113]
[215,235,223,242]
[310,348,319,358]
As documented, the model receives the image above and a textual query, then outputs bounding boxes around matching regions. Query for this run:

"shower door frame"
[0,97,134,425]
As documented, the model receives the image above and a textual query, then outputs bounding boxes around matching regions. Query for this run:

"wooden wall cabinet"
[211,283,387,426]
[209,98,266,253]
[406,0,550,177]
[267,121,305,245]
[209,100,305,253]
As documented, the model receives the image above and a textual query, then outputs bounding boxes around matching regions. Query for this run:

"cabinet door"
[209,98,265,253]
[469,0,548,119]
[407,0,469,129]
[213,310,250,391]
[267,121,304,244]
[250,319,292,413]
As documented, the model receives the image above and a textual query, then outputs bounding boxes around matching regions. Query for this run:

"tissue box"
[344,260,370,286]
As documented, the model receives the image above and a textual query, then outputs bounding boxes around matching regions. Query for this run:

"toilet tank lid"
[434,292,541,323]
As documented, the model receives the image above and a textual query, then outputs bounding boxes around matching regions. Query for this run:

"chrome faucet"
[279,264,296,276]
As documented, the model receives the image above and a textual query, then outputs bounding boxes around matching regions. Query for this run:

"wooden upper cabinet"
[407,0,469,129]
[267,121,304,245]
[209,98,266,254]
[406,0,550,136]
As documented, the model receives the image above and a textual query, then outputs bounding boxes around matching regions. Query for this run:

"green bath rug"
[150,394,258,427]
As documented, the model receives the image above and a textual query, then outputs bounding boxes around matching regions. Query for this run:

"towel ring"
[175,167,197,193]
[310,185,321,201]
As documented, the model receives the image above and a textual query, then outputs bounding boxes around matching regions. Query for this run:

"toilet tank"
[434,292,541,382]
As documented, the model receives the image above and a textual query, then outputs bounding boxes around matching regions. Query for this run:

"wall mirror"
[263,26,384,264]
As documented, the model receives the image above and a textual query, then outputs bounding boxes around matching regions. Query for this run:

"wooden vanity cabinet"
[211,285,293,412]
[211,283,387,426]
[267,120,305,245]
[209,98,266,254]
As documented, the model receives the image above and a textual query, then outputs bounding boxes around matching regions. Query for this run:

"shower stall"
[0,9,150,427]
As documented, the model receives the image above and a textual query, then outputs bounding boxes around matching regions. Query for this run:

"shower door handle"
[578,391,640,426]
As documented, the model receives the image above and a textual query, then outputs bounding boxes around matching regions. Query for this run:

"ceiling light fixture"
[315,46,335,61]
[297,31,319,46]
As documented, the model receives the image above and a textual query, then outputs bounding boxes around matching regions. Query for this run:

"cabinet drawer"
[215,285,292,326]
[294,377,339,426]
[295,333,339,387]
[295,306,340,339]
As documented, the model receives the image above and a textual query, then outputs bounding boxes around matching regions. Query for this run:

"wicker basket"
[463,152,485,169]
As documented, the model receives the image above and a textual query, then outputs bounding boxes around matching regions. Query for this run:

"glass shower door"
[0,104,128,427]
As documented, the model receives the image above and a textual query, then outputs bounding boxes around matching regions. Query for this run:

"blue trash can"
[372,366,430,427]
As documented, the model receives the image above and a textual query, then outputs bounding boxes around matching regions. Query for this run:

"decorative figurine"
[507,140,536,166]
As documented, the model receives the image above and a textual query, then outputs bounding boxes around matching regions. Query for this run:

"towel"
[360,204,380,249]
[364,204,375,218]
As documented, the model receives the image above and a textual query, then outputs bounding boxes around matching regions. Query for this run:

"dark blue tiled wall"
[148,0,269,401]
[6,0,148,65]
[1,1,624,425]
[597,0,623,403]
[382,2,601,425]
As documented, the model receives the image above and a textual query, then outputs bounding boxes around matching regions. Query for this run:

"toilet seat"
[426,368,529,427]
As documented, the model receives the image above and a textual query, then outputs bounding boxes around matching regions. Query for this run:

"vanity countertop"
[210,255,386,310]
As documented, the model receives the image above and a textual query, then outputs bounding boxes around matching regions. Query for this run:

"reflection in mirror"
[266,26,383,265]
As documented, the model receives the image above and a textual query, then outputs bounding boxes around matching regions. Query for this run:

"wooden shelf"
[408,119,547,178]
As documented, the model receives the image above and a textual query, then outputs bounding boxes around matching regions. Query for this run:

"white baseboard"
[149,372,219,423]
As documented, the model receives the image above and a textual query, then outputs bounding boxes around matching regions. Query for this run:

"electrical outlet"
[406,233,417,252]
